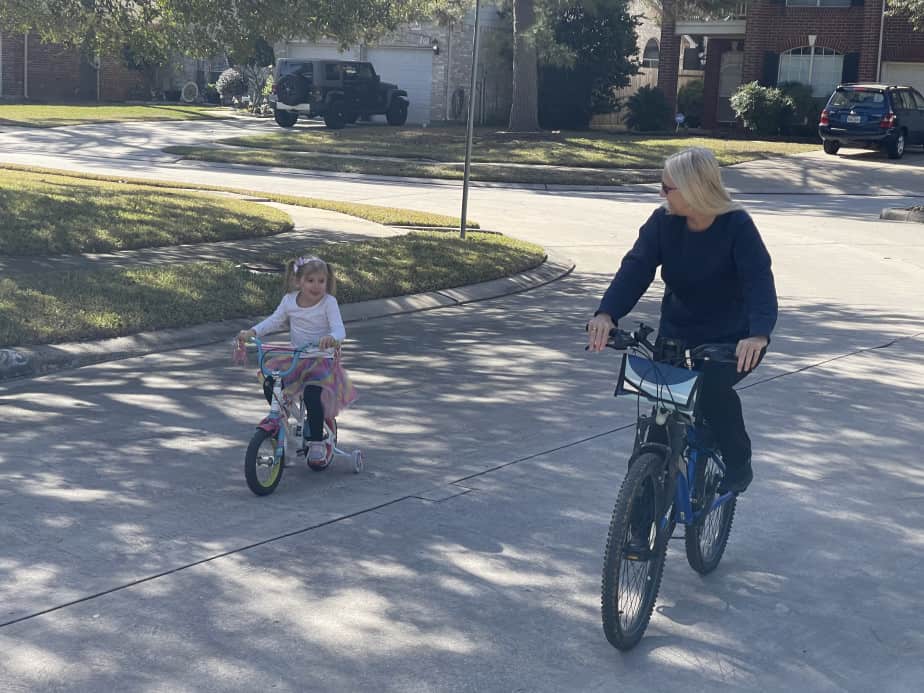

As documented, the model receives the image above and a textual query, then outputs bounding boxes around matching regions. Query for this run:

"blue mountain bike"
[599,323,741,650]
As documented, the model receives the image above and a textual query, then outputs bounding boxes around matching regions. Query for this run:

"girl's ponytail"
[282,259,297,294]
[325,261,337,296]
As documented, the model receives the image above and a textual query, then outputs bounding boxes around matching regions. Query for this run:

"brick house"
[655,0,924,129]
[0,31,144,101]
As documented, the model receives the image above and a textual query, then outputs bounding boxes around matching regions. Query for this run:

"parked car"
[819,83,924,159]
[270,58,409,129]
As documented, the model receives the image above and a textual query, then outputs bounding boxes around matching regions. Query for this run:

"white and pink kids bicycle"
[242,337,363,496]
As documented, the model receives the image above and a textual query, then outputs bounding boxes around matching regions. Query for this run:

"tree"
[509,0,540,131]
[538,2,638,130]
[887,0,924,31]
[0,1,431,63]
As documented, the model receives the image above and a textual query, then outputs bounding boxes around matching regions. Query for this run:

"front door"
[717,51,744,123]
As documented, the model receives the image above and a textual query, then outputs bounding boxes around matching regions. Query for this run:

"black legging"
[302,385,325,441]
[695,350,764,471]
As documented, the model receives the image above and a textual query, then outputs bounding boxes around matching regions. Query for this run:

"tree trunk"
[509,0,540,132]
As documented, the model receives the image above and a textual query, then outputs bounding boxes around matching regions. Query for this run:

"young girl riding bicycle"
[238,256,357,467]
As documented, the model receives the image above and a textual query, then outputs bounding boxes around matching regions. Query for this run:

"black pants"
[695,353,763,471]
[303,385,325,441]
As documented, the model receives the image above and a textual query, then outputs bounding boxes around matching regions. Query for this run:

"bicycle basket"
[616,354,701,412]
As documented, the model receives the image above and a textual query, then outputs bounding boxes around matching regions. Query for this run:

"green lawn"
[0,165,477,229]
[0,104,228,127]
[0,168,293,255]
[0,232,545,346]
[219,126,819,167]
[165,126,819,184]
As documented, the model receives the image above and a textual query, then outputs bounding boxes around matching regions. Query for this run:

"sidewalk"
[0,196,573,383]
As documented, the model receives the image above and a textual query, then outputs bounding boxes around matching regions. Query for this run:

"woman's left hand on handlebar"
[736,335,768,373]
[587,313,615,353]
[319,335,338,350]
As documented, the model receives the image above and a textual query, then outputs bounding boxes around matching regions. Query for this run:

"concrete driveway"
[0,123,922,691]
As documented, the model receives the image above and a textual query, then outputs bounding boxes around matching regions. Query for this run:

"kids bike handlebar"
[248,337,329,379]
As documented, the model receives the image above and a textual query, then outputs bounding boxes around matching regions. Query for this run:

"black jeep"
[271,59,409,129]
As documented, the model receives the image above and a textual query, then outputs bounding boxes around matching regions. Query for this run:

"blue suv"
[819,83,924,159]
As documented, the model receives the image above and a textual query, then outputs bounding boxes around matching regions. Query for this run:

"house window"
[778,46,844,97]
[786,0,851,6]
[642,39,660,69]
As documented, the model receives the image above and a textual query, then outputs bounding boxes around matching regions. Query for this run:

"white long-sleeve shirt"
[252,293,346,350]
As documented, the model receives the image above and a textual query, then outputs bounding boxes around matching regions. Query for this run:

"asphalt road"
[1,121,922,691]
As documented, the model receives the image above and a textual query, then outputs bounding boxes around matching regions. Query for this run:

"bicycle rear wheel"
[245,428,284,496]
[601,452,670,651]
[685,452,737,574]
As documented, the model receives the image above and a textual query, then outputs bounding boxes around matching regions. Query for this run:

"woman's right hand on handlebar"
[587,313,615,353]
[237,329,255,344]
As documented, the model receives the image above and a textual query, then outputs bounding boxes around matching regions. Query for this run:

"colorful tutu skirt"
[259,354,357,418]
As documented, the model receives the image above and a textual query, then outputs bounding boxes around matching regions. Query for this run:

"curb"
[880,207,924,223]
[0,252,574,385]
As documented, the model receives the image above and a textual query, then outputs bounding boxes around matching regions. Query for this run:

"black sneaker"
[719,458,753,494]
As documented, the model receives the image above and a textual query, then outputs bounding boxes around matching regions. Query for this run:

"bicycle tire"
[245,428,284,496]
[685,451,736,574]
[601,451,670,650]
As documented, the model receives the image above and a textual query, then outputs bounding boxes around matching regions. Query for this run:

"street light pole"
[460,0,482,239]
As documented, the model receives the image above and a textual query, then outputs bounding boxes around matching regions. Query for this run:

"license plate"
[846,115,862,124]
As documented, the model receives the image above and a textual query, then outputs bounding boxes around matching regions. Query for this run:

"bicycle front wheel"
[601,452,670,651]
[245,428,284,496]
[685,452,737,574]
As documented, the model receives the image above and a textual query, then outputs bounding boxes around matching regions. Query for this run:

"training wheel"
[352,450,364,474]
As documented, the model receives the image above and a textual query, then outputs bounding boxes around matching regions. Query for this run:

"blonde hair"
[663,147,742,216]
[283,256,337,296]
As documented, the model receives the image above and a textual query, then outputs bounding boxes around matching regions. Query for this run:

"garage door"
[284,42,359,61]
[365,47,433,124]
[882,62,924,96]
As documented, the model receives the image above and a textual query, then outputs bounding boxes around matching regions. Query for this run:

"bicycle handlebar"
[249,336,328,378]
[590,322,739,364]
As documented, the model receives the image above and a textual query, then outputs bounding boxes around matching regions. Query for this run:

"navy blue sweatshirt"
[597,207,778,346]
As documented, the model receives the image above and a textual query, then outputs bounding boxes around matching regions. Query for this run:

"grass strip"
[0,104,228,127]
[0,164,476,229]
[213,126,820,169]
[164,145,659,185]
[0,232,545,347]
[0,168,292,255]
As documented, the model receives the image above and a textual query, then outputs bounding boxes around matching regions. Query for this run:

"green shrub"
[730,81,794,136]
[216,68,245,98]
[779,81,822,136]
[625,86,673,132]
[677,79,704,128]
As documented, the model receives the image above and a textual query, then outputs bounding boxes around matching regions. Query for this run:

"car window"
[913,89,924,109]
[895,90,916,110]
[829,89,885,110]
[341,64,360,80]
[357,63,375,79]
[325,63,341,80]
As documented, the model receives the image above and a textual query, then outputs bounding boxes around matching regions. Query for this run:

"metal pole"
[876,0,886,82]
[460,0,481,240]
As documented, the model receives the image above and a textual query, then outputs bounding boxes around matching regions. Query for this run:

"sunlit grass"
[0,168,292,255]
[0,232,545,346]
[0,103,228,127]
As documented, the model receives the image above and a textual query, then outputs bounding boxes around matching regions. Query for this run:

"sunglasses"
[661,182,677,195]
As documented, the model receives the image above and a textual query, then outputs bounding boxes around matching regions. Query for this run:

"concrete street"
[1,121,923,691]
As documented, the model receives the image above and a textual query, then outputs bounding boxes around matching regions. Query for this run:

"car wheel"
[276,75,309,106]
[346,112,359,124]
[273,109,298,128]
[324,101,347,129]
[386,99,408,126]
[823,140,840,155]
[886,131,905,159]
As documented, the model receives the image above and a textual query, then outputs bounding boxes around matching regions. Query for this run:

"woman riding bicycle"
[587,147,778,494]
